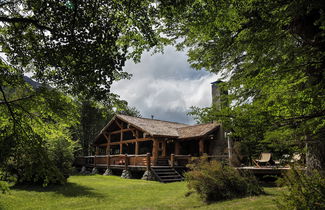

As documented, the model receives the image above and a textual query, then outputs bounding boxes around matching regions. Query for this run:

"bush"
[0,181,10,194]
[277,168,325,210]
[47,135,78,179]
[185,158,264,202]
[1,129,78,187]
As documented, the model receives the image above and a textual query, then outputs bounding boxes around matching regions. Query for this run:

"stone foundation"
[80,166,86,174]
[80,166,90,175]
[141,170,155,181]
[103,168,113,176]
[91,167,98,175]
[121,169,132,179]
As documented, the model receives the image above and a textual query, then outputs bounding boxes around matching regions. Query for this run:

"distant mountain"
[23,76,42,88]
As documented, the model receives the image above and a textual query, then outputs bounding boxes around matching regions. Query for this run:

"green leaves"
[0,0,162,100]
[0,63,79,185]
[176,0,325,165]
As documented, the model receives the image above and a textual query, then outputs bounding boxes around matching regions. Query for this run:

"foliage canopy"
[0,0,163,100]
[160,0,325,169]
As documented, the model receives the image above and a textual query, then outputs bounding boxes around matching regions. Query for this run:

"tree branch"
[0,85,18,125]
[0,94,35,105]
[0,16,52,31]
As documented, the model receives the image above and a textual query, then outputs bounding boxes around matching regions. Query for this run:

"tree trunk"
[306,135,325,175]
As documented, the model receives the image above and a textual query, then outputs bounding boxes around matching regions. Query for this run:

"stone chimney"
[211,80,227,110]
[209,80,229,158]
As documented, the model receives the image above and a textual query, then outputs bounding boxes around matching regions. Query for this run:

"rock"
[121,169,132,179]
[80,166,87,174]
[91,167,98,175]
[141,170,155,181]
[103,168,113,176]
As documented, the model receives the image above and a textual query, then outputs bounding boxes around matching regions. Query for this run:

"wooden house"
[76,114,228,182]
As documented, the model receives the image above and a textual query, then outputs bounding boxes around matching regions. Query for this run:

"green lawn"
[0,175,283,210]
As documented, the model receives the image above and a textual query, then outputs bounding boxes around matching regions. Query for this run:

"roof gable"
[100,114,220,139]
[177,123,219,139]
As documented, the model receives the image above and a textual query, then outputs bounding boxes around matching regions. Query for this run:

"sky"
[111,46,220,124]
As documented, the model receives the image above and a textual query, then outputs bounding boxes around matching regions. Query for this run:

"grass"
[0,175,283,210]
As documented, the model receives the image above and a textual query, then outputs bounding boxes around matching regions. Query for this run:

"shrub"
[185,158,264,202]
[47,134,78,179]
[1,129,78,187]
[0,181,10,194]
[276,168,325,210]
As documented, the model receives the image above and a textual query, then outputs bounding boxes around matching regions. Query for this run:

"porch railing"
[75,153,229,169]
[170,154,229,167]
[75,153,152,169]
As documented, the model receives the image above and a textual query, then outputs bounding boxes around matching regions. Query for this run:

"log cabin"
[76,114,229,182]
[75,81,232,182]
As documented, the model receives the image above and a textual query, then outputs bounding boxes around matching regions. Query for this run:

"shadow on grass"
[12,182,103,198]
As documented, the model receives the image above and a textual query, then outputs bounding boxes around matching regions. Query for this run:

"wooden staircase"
[151,166,184,183]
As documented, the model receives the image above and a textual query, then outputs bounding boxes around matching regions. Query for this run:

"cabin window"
[123,131,135,141]
[98,147,106,155]
[138,141,152,154]
[111,133,120,142]
[122,143,135,154]
[180,140,199,156]
[110,145,120,155]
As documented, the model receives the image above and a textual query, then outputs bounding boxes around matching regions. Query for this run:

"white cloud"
[111,46,219,124]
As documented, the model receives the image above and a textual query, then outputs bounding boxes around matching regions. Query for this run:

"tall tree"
[160,0,325,170]
[0,0,159,185]
[0,66,79,185]
[0,0,163,100]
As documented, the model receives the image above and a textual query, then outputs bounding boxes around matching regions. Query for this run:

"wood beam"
[110,128,135,135]
[199,139,205,155]
[115,120,123,129]
[135,141,139,155]
[103,132,110,142]
[120,127,123,154]
[136,130,139,138]
[131,128,137,138]
[107,138,153,145]
[152,139,159,165]
[106,143,110,155]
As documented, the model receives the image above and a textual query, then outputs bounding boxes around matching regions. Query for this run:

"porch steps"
[151,166,184,183]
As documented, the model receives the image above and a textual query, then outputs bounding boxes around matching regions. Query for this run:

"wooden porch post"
[146,153,151,170]
[162,140,167,157]
[152,139,158,166]
[175,141,181,155]
[124,154,128,170]
[120,129,123,154]
[135,141,139,155]
[107,155,110,168]
[171,154,175,168]
[119,144,123,154]
[199,139,205,155]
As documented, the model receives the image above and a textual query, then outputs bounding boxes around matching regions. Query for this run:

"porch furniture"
[253,153,273,167]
